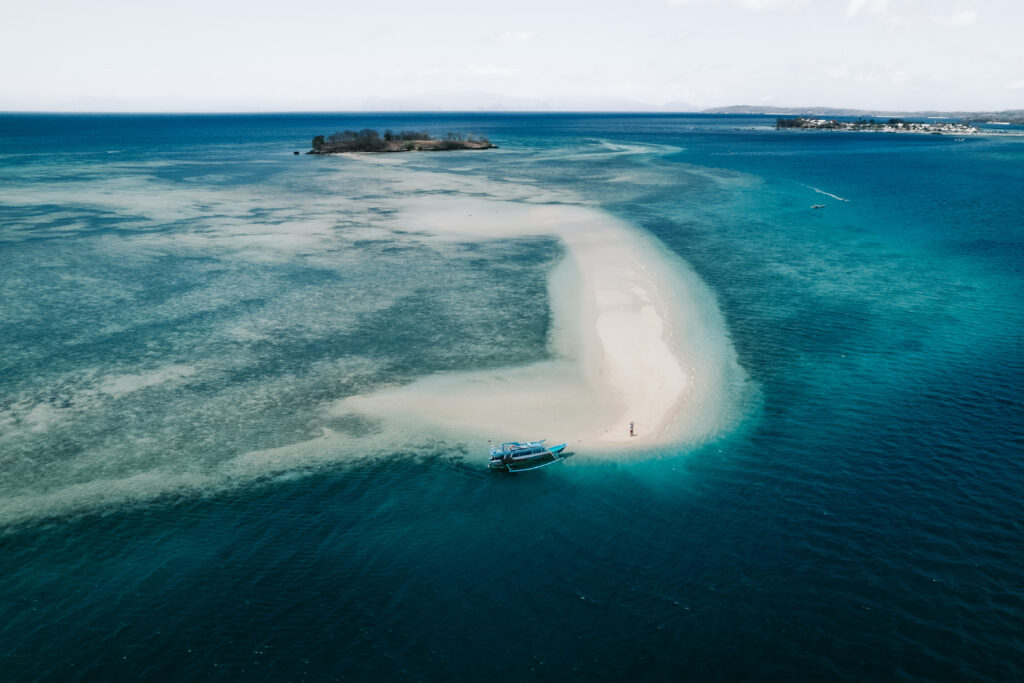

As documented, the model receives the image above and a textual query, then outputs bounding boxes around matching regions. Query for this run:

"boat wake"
[808,186,850,202]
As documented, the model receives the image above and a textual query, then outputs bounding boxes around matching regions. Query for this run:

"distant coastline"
[309,128,495,154]
[776,117,980,136]
[708,105,1024,125]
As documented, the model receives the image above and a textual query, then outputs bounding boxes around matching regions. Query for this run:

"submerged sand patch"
[0,155,752,528]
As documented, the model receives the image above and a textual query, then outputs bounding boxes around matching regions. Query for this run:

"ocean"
[1,113,1022,680]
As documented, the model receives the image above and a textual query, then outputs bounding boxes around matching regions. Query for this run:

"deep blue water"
[1,113,1023,680]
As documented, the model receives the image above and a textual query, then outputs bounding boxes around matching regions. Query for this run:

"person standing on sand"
[629,421,635,437]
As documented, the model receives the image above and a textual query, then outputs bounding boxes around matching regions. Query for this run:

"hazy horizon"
[1,97,1021,115]
[2,0,1022,114]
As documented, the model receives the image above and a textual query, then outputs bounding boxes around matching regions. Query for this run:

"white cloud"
[461,64,522,77]
[668,0,810,10]
[845,0,890,18]
[846,66,911,85]
[931,6,977,26]
[741,0,809,8]
[498,30,537,43]
[1006,79,1024,90]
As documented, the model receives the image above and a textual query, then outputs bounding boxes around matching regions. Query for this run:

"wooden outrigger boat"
[488,439,568,473]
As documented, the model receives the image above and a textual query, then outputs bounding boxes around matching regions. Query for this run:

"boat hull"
[489,442,568,472]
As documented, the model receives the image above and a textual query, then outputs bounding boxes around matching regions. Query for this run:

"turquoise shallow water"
[1,113,1023,680]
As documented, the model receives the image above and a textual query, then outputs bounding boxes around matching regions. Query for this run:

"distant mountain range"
[0,92,698,114]
[2,93,1021,121]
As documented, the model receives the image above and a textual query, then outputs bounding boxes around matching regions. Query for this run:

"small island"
[776,117,979,135]
[309,129,496,154]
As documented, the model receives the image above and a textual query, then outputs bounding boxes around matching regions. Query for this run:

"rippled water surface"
[2,113,1023,680]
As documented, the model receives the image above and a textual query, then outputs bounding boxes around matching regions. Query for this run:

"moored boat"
[489,439,568,472]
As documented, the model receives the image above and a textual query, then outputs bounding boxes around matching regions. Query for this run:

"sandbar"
[332,192,745,453]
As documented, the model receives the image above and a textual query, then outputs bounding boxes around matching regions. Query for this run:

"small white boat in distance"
[488,440,568,472]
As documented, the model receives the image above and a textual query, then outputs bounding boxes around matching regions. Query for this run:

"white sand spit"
[332,194,747,453]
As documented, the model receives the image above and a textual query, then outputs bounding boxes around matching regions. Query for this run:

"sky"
[1,0,1021,112]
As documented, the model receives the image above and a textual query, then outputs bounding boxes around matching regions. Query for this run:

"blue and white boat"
[489,439,568,472]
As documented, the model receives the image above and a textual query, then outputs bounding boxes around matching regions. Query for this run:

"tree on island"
[308,129,494,153]
[776,117,810,128]
[322,129,386,151]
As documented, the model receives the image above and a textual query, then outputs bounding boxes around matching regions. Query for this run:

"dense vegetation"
[309,129,494,153]
[775,117,812,128]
